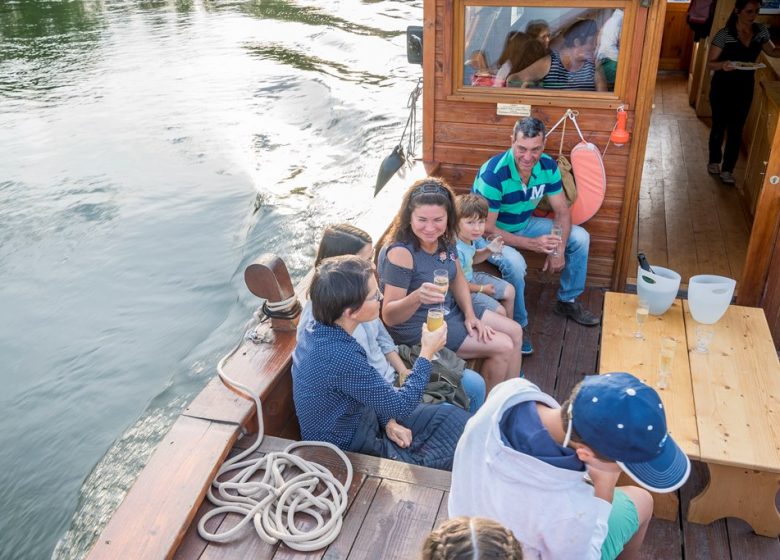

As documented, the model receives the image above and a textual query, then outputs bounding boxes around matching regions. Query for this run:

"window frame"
[451,0,637,108]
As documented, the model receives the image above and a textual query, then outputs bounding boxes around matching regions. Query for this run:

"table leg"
[687,463,780,537]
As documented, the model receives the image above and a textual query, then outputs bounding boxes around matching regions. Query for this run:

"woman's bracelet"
[478,285,484,293]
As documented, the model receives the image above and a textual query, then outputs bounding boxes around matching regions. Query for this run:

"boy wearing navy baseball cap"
[449,373,691,560]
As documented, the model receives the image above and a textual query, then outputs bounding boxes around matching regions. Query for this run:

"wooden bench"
[600,292,780,537]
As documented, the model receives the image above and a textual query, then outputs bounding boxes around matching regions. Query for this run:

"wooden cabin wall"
[422,0,667,289]
[659,2,693,71]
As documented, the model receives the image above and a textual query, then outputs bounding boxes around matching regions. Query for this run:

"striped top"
[711,23,770,55]
[472,150,562,233]
[542,50,596,91]
[711,23,770,87]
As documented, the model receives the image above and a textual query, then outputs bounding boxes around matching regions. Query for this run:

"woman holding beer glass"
[379,178,523,393]
[297,223,486,412]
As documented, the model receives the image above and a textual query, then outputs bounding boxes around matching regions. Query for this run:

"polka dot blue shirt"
[292,321,431,448]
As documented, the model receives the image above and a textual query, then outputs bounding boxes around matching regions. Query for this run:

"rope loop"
[197,311,353,551]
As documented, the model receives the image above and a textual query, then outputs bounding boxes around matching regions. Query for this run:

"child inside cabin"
[455,194,515,320]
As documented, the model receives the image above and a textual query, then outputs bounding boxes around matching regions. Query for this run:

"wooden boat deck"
[173,282,780,560]
[633,72,751,287]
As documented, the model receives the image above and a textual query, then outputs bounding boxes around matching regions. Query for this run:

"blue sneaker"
[521,332,534,355]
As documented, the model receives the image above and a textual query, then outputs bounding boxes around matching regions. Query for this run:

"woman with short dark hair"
[292,255,470,470]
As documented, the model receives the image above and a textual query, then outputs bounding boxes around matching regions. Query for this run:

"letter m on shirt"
[530,185,545,200]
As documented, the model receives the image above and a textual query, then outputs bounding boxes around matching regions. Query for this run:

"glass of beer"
[635,300,649,339]
[426,308,445,361]
[433,268,449,315]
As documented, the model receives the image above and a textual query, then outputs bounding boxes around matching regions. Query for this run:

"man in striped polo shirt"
[473,117,599,355]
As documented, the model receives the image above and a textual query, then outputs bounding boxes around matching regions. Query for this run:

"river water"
[0,1,421,557]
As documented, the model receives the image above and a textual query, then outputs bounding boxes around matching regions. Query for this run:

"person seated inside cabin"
[493,31,548,88]
[467,49,492,86]
[297,223,486,413]
[525,20,551,54]
[421,516,525,559]
[596,9,623,89]
[378,178,523,395]
[449,373,691,559]
[472,117,601,356]
[455,194,515,320]
[292,255,471,470]
[509,19,607,91]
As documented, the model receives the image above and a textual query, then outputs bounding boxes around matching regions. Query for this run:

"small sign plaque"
[496,103,531,117]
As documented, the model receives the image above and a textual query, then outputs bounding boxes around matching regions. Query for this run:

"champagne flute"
[550,224,563,257]
[426,308,445,362]
[433,268,450,315]
[485,233,503,262]
[635,301,649,339]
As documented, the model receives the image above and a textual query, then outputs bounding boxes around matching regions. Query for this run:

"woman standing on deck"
[707,0,780,185]
[378,178,523,394]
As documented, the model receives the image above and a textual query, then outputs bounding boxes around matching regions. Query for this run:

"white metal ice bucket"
[636,266,681,315]
[687,275,736,324]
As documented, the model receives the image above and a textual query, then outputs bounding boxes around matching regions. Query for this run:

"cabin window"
[461,3,628,95]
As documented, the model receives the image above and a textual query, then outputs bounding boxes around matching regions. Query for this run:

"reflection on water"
[0,0,421,558]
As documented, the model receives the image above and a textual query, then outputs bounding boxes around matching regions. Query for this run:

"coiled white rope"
[197,302,353,551]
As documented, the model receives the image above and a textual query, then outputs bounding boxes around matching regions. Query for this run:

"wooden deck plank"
[433,491,450,529]
[554,288,604,402]
[639,517,683,560]
[726,518,780,560]
[346,479,442,560]
[198,512,279,560]
[318,477,381,560]
[174,487,239,560]
[524,282,567,395]
[681,462,732,560]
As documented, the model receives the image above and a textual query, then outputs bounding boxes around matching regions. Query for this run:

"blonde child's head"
[421,516,524,559]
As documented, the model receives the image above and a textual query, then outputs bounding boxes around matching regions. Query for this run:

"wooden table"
[600,292,780,537]
[174,435,452,559]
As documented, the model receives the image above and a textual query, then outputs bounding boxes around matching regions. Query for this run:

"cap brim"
[617,436,691,493]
